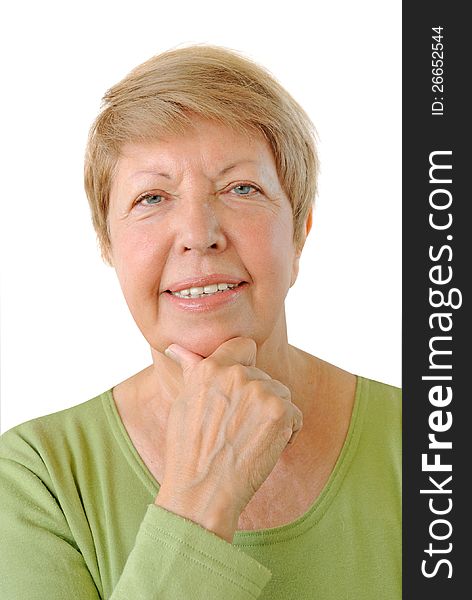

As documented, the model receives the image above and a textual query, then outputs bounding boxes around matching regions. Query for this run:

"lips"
[164,280,248,312]
[165,274,246,294]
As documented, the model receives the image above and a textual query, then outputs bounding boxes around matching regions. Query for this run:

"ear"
[305,208,313,238]
[290,208,313,287]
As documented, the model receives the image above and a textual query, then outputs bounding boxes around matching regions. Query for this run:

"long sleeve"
[0,378,402,599]
[0,429,271,600]
[0,454,102,598]
[112,504,271,599]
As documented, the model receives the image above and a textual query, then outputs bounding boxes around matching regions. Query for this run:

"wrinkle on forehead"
[111,122,281,197]
[126,159,261,184]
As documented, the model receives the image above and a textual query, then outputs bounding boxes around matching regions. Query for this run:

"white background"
[0,0,401,432]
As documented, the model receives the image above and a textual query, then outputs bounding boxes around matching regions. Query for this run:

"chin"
[165,326,255,358]
[180,334,237,358]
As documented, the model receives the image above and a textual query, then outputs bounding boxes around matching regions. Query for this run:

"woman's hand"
[154,337,303,543]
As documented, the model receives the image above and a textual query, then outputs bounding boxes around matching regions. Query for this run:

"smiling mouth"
[166,282,244,299]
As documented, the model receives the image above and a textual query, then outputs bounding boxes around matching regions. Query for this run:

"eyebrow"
[128,160,258,181]
[217,160,258,175]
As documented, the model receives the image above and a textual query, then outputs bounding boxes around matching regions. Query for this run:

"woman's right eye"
[135,193,164,207]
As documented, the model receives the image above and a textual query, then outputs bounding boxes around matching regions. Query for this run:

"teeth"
[171,282,239,298]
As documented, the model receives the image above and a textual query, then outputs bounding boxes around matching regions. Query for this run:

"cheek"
[235,211,295,288]
[112,225,166,301]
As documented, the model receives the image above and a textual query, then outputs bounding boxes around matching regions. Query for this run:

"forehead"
[114,118,277,180]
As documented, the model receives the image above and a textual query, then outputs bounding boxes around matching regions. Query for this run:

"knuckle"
[247,379,267,397]
[276,381,291,400]
[228,363,247,382]
[247,381,292,422]
[242,337,257,353]
[200,356,219,375]
[267,397,288,422]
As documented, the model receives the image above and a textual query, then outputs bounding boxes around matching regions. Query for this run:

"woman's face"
[108,117,305,357]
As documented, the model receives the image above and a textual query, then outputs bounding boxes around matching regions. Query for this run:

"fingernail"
[164,347,176,359]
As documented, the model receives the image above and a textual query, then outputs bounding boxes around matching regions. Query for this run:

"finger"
[266,378,291,399]
[245,366,271,381]
[287,429,300,445]
[287,409,303,445]
[290,407,304,438]
[164,344,204,377]
[210,337,257,367]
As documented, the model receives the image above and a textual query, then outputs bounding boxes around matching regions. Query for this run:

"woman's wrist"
[154,485,239,543]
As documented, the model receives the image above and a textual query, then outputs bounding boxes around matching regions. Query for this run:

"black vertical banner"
[403,3,470,598]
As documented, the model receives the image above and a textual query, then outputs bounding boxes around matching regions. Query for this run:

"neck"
[144,310,317,419]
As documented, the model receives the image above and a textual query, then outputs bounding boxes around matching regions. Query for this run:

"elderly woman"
[0,46,401,599]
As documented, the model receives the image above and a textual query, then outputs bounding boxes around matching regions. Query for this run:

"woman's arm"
[153,337,303,545]
[0,431,271,600]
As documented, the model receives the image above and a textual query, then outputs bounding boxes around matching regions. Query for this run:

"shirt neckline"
[102,375,368,545]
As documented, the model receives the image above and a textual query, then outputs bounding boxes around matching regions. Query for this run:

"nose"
[175,197,227,254]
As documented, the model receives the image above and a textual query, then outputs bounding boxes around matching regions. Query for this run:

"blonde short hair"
[84,45,318,263]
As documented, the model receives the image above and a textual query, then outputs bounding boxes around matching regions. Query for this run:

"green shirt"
[0,376,401,599]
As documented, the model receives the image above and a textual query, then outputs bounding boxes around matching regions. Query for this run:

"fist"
[155,337,303,541]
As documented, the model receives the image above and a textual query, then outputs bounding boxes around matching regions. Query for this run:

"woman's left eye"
[231,184,259,195]
[135,193,164,206]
